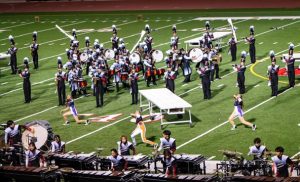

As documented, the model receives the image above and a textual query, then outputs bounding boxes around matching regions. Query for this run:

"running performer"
[228,94,256,130]
[60,95,89,125]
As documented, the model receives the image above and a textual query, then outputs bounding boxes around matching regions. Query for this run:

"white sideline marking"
[177,87,294,149]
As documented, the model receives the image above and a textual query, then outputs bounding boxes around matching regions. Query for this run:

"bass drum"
[129,51,141,64]
[104,49,115,60]
[151,49,164,62]
[188,48,203,63]
[79,52,88,63]
[22,120,54,152]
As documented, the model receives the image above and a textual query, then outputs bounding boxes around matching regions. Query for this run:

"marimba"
[62,170,135,182]
[97,155,149,170]
[227,176,300,182]
[49,153,96,170]
[143,174,217,182]
[155,154,206,174]
[0,166,58,182]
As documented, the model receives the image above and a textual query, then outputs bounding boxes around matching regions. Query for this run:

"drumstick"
[55,25,74,40]
[130,30,146,54]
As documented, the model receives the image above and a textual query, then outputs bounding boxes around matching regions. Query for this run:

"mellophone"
[62,170,135,182]
[155,154,206,175]
[48,153,96,170]
[143,174,217,182]
[97,155,150,170]
[0,166,58,182]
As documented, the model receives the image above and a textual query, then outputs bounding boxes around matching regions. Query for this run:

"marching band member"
[72,28,77,39]
[248,137,267,160]
[23,57,29,69]
[205,21,210,31]
[130,110,157,146]
[145,34,153,52]
[109,148,127,171]
[117,135,136,156]
[110,59,122,92]
[5,120,33,147]
[161,150,177,177]
[57,56,63,69]
[272,146,294,177]
[249,25,255,36]
[233,55,246,94]
[203,34,213,50]
[129,69,139,105]
[288,43,294,56]
[144,55,157,87]
[51,135,65,154]
[197,64,211,100]
[60,95,89,125]
[267,57,279,96]
[228,37,237,62]
[89,63,97,96]
[285,44,295,88]
[30,40,39,69]
[8,42,18,74]
[228,94,256,131]
[111,33,119,50]
[68,67,78,98]
[112,24,117,34]
[180,49,192,83]
[85,36,90,48]
[164,67,176,93]
[158,130,176,154]
[170,32,179,50]
[172,25,177,33]
[25,142,44,168]
[145,24,150,34]
[19,67,31,103]
[245,34,256,63]
[55,68,67,106]
[32,31,37,41]
[270,50,276,62]
[94,68,106,107]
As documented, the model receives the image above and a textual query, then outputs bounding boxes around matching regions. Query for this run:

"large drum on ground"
[188,48,203,63]
[129,52,141,64]
[151,50,164,62]
[104,49,115,60]
[78,78,88,88]
[22,120,54,151]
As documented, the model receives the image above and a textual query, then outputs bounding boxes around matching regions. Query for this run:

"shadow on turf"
[236,118,256,128]
[211,85,227,98]
[161,114,202,130]
[245,80,264,93]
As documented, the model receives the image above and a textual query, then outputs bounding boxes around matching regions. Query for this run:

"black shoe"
[153,82,157,85]
[131,103,134,105]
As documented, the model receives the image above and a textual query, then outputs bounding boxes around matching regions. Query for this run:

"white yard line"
[0,22,34,30]
[273,42,278,44]
[177,87,294,149]
[254,84,260,88]
[0,21,86,41]
[1,82,8,85]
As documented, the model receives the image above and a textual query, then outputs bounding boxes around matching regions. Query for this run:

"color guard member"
[60,95,89,125]
[229,94,256,131]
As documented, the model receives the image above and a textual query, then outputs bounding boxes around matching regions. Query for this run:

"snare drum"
[129,52,141,64]
[80,53,88,62]
[151,50,164,62]
[121,73,128,81]
[78,79,88,88]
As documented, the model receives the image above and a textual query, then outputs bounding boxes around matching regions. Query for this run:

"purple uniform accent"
[68,99,78,116]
